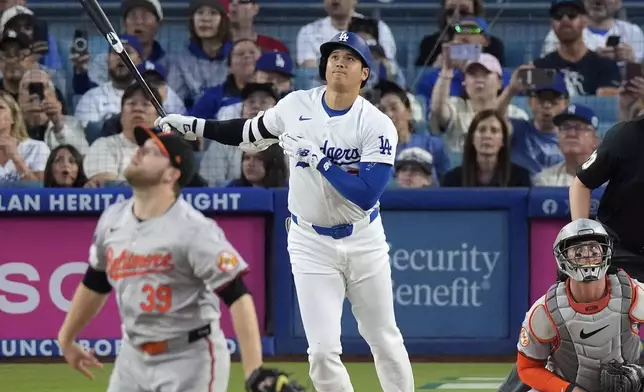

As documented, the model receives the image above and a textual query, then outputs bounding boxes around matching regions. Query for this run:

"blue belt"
[291,209,379,240]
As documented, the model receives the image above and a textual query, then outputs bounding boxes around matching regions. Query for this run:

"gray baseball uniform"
[89,197,249,392]
[516,270,644,392]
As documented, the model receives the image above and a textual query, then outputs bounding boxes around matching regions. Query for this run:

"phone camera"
[72,37,88,53]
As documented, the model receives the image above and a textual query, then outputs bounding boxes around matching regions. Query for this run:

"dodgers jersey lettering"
[260,86,398,226]
[89,198,248,346]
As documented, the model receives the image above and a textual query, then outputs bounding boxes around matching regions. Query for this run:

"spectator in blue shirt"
[497,68,568,175]
[167,0,233,109]
[190,38,261,119]
[377,81,451,179]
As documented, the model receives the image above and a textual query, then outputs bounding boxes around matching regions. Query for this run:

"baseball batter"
[57,127,303,392]
[501,219,644,392]
[156,31,415,391]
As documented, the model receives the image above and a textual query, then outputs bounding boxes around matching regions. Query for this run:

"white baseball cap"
[121,0,163,21]
[0,5,34,36]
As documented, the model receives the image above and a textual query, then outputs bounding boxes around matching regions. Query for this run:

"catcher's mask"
[553,218,613,282]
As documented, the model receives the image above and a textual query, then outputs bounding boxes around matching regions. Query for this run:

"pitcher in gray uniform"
[57,123,304,392]
[499,218,644,392]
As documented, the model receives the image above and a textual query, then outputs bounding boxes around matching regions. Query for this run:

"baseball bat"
[78,0,180,135]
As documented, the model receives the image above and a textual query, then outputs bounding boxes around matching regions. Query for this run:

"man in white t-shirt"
[296,0,396,67]
[74,34,144,128]
[533,103,599,187]
[541,0,644,63]
[83,84,161,188]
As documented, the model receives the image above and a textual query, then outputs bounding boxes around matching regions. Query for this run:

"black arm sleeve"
[576,121,624,189]
[215,275,250,307]
[82,266,112,294]
[201,116,277,145]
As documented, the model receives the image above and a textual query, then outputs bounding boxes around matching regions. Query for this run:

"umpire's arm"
[570,122,623,219]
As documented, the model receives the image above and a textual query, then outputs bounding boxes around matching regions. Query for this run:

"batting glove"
[154,114,205,141]
[278,133,322,169]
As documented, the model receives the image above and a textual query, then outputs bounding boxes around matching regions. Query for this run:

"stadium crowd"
[0,0,642,190]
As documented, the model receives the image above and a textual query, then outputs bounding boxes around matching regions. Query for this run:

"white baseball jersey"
[88,198,248,346]
[256,86,398,226]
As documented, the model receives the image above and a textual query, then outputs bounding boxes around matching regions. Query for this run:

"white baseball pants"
[287,215,415,392]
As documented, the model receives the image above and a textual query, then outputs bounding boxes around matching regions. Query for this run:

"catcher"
[512,218,644,392]
[56,126,304,392]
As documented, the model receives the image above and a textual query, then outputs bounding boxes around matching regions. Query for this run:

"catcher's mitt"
[600,359,643,392]
[246,366,307,392]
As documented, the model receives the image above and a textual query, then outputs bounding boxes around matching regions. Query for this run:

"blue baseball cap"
[255,51,294,77]
[533,72,568,96]
[553,104,599,129]
[136,60,167,80]
[115,34,143,58]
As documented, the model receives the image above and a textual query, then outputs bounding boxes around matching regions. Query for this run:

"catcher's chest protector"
[546,271,641,391]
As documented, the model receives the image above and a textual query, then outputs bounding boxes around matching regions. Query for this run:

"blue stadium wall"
[0,187,602,357]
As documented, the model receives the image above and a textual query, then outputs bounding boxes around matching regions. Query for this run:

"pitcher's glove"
[246,367,306,392]
[600,359,643,392]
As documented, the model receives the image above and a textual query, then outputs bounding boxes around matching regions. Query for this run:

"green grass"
[0,362,513,391]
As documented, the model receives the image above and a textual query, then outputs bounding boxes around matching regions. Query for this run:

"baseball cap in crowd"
[137,60,167,82]
[453,17,488,36]
[549,0,586,17]
[189,0,227,14]
[465,53,502,76]
[255,52,295,77]
[116,34,143,58]
[394,147,434,176]
[553,104,599,129]
[0,29,32,51]
[134,126,197,188]
[122,0,163,21]
[532,71,568,96]
[0,5,34,35]
[241,83,279,101]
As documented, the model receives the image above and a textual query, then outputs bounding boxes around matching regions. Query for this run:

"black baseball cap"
[241,83,279,101]
[134,126,197,188]
[0,29,31,50]
[549,0,586,16]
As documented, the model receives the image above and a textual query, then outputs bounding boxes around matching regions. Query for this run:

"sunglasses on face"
[552,7,582,20]
[453,24,483,35]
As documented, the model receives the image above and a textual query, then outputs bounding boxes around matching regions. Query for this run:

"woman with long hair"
[0,91,50,183]
[166,0,233,108]
[43,144,87,187]
[442,109,531,187]
[227,144,287,188]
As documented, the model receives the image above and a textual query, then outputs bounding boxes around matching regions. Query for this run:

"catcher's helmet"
[553,218,613,282]
[319,31,373,88]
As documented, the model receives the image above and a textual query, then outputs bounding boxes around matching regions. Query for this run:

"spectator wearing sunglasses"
[533,0,621,96]
[415,0,504,67]
[415,17,511,117]
[541,0,644,63]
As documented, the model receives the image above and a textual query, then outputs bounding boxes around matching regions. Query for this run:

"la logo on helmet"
[338,32,349,42]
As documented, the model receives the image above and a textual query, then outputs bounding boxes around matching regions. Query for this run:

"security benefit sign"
[383,211,510,338]
[292,210,510,339]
